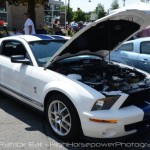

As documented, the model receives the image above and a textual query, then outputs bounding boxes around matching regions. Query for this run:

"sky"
[61,0,144,12]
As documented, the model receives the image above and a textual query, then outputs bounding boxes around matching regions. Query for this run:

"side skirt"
[0,83,44,112]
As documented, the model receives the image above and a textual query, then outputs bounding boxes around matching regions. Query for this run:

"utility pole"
[123,0,126,7]
[67,0,70,35]
[67,0,70,25]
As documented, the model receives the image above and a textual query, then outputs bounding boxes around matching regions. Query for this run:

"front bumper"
[80,104,150,139]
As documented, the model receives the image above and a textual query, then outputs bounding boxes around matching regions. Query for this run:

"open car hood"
[44,9,150,68]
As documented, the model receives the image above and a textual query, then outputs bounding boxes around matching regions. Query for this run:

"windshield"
[29,40,67,66]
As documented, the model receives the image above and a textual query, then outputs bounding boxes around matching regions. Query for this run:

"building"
[0,0,64,31]
[90,13,97,21]
[6,3,44,31]
[44,0,64,27]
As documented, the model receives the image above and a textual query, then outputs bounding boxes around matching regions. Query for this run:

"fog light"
[102,128,117,137]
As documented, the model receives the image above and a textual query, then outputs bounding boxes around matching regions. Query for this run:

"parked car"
[1,10,150,141]
[0,20,8,31]
[109,37,150,73]
[0,20,7,27]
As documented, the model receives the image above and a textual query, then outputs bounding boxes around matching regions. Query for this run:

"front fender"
[43,80,105,112]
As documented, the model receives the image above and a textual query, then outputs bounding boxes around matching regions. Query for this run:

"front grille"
[125,119,150,132]
[121,88,150,108]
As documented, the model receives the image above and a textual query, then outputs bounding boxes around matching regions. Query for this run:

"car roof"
[0,34,70,42]
[123,37,150,44]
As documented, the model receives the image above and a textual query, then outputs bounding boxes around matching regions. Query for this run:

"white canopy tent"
[109,2,150,15]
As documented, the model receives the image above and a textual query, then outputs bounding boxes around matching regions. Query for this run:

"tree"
[73,8,86,22]
[0,0,47,26]
[60,5,74,24]
[60,5,66,12]
[96,3,106,19]
[110,0,119,10]
[0,1,6,9]
[85,13,90,22]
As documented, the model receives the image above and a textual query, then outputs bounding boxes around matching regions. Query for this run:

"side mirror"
[11,55,30,65]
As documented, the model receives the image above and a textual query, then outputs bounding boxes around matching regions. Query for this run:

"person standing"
[53,18,59,34]
[23,13,36,35]
[3,26,10,37]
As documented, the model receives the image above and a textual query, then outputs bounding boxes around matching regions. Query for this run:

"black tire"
[45,93,81,141]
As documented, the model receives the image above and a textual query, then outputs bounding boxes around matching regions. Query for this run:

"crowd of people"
[0,13,67,37]
[0,13,48,38]
[1,13,150,38]
[0,13,90,38]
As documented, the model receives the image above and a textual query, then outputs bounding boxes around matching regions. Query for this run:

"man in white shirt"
[23,13,36,35]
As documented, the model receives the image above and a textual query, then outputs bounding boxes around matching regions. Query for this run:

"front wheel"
[46,94,81,141]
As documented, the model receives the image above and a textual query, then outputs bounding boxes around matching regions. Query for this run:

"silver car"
[109,37,150,73]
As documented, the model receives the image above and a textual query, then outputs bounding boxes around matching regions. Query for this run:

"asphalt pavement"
[0,92,150,150]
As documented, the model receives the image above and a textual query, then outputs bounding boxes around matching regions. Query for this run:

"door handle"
[140,59,149,64]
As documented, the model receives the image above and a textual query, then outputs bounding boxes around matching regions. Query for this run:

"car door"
[0,40,33,98]
[110,42,139,67]
[137,41,150,73]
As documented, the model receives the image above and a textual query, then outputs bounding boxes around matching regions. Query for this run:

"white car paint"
[82,105,144,138]
[0,10,150,140]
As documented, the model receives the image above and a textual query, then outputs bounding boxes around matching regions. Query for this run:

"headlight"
[91,96,120,111]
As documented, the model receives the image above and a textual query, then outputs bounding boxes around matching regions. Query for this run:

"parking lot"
[0,92,150,150]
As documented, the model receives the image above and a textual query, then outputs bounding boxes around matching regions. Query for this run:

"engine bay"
[50,55,150,94]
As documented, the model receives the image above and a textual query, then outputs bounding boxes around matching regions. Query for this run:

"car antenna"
[107,21,112,78]
[108,22,111,65]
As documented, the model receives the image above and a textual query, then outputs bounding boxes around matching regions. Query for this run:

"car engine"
[50,55,150,94]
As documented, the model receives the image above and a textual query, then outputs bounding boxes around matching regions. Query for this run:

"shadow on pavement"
[0,93,150,150]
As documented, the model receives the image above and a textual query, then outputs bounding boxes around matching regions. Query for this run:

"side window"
[117,43,133,51]
[1,41,26,57]
[141,42,150,55]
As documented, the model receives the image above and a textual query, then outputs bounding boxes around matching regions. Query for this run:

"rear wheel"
[46,94,81,141]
